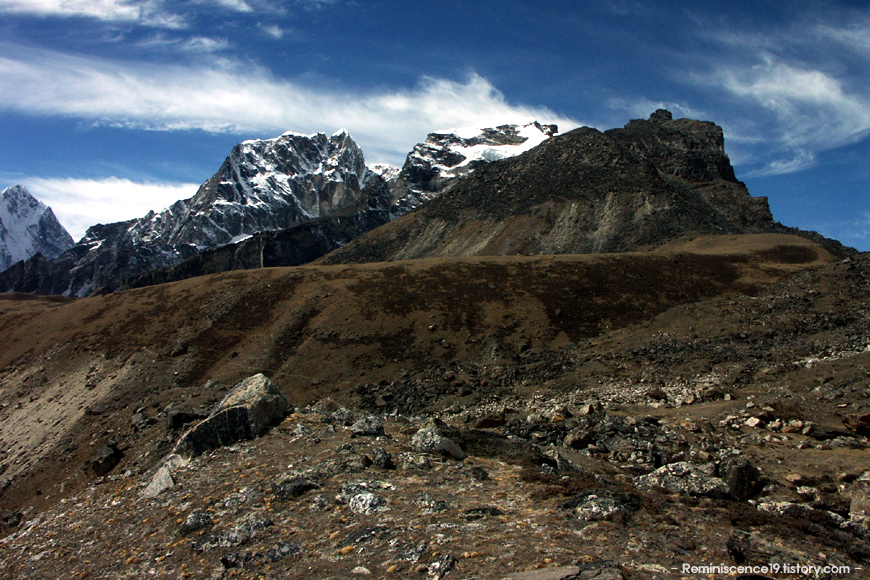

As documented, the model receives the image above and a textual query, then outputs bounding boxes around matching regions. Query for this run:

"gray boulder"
[139,453,187,499]
[348,492,387,514]
[350,415,385,437]
[636,461,731,499]
[412,427,466,460]
[173,374,287,458]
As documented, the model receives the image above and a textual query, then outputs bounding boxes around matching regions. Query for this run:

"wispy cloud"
[136,33,231,53]
[0,45,579,165]
[687,11,870,176]
[0,0,187,28]
[296,0,341,11]
[716,56,870,147]
[260,24,284,39]
[21,177,199,241]
[207,0,254,13]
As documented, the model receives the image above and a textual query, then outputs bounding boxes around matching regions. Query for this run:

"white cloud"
[21,177,199,241]
[208,0,253,13]
[260,24,284,39]
[0,0,186,28]
[0,45,579,165]
[705,56,870,175]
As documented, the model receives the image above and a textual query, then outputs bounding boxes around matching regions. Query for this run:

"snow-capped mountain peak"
[0,185,74,272]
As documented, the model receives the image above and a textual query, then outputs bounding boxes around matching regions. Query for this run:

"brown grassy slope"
[0,234,837,513]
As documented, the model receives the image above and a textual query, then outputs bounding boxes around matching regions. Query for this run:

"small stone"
[428,554,457,580]
[340,545,355,554]
[635,462,731,499]
[264,541,303,563]
[272,476,319,500]
[411,428,466,460]
[348,492,386,514]
[351,415,385,437]
[372,447,396,470]
[352,566,372,575]
[744,417,763,428]
[179,510,214,536]
[293,424,313,437]
[386,565,399,572]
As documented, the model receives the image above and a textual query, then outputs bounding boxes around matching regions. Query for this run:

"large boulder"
[173,374,288,458]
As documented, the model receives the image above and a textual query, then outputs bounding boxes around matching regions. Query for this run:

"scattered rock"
[139,454,187,499]
[264,541,304,563]
[192,514,273,551]
[221,550,256,569]
[561,491,641,523]
[344,526,391,545]
[292,423,313,437]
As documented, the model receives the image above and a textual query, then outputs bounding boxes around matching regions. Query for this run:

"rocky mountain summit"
[0,185,73,272]
[321,111,820,265]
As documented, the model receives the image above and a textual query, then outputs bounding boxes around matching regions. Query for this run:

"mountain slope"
[2,234,869,579]
[0,185,74,271]
[320,111,789,265]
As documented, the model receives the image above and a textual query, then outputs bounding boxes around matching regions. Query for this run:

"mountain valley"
[0,112,868,580]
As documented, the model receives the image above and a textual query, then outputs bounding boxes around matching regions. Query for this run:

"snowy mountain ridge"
[0,121,557,296]
[391,120,558,212]
[0,185,74,272]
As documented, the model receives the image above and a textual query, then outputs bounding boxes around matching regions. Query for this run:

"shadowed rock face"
[320,111,787,265]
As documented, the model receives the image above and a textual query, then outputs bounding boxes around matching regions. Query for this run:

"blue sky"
[0,0,868,250]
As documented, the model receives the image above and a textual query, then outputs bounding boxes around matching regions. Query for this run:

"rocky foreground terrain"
[0,233,868,579]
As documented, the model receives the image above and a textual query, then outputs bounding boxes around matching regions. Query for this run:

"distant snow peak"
[0,184,74,271]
